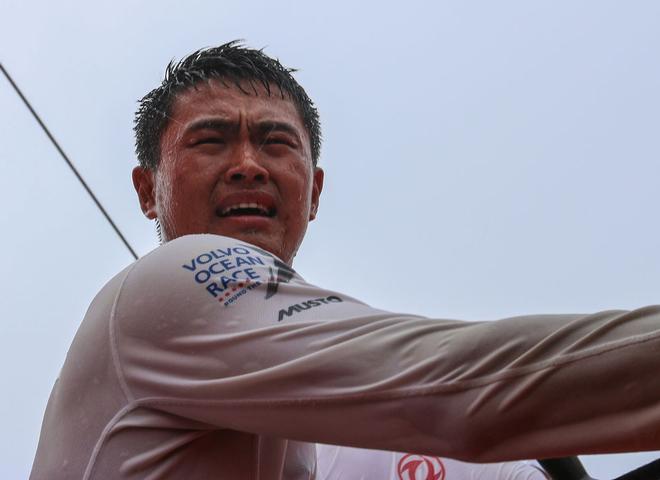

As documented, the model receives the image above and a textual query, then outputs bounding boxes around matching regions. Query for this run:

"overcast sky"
[2,1,660,478]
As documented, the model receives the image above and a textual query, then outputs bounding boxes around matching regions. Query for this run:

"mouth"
[216,202,277,218]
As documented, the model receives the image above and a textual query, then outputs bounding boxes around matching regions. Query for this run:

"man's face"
[132,79,323,264]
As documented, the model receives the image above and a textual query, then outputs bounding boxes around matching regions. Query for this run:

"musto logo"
[397,454,445,480]
[278,296,343,322]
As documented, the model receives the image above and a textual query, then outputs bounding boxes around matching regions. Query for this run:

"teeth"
[221,203,270,216]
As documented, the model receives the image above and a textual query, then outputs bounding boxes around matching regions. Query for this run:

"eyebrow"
[183,118,302,143]
[184,118,237,136]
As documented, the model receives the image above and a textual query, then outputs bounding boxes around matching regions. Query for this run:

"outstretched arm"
[114,234,660,462]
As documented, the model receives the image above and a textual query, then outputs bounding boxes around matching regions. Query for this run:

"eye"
[194,137,225,146]
[263,136,295,147]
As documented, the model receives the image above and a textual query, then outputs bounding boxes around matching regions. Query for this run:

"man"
[30,41,660,479]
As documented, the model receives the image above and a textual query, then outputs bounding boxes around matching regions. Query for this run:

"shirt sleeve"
[111,234,660,462]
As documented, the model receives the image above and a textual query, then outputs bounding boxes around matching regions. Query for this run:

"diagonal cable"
[0,62,138,260]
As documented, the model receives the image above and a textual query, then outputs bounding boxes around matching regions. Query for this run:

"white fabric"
[30,234,660,479]
[317,445,549,479]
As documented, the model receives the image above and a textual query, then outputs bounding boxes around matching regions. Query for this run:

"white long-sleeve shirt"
[30,234,660,479]
[316,445,549,479]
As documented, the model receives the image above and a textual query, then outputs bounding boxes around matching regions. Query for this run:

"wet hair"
[134,40,321,169]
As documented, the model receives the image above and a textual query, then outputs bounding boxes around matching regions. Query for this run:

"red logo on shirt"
[397,454,446,480]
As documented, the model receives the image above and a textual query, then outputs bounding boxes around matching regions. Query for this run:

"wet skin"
[132,80,324,264]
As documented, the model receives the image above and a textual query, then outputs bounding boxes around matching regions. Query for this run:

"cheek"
[153,167,171,209]
[153,172,179,231]
[163,161,210,201]
[281,178,314,229]
[154,163,198,219]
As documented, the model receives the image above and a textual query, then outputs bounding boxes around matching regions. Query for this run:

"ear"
[309,167,324,221]
[132,166,158,219]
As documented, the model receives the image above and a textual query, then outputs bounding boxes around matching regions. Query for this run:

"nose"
[224,144,269,184]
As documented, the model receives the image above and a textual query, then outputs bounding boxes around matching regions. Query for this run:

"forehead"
[166,79,307,136]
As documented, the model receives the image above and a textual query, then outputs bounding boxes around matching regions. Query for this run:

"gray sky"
[2,1,659,478]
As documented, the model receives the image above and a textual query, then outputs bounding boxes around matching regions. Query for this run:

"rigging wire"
[0,62,138,260]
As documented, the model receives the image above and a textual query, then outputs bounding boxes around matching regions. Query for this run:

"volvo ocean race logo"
[181,243,296,307]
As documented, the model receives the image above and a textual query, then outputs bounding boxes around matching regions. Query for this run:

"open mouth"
[217,203,276,218]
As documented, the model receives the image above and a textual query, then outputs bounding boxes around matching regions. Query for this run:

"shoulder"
[112,233,380,356]
[113,234,290,331]
[124,233,282,294]
[130,233,283,283]
[113,233,377,333]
